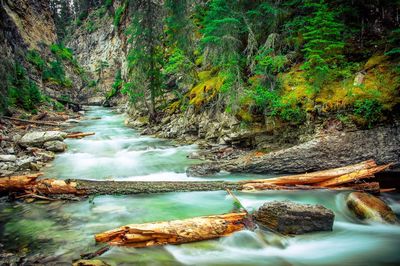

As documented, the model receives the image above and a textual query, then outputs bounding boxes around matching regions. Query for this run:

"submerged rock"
[19,131,67,147]
[253,201,335,234]
[346,192,399,224]
[43,140,67,152]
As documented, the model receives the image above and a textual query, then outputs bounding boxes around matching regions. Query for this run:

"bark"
[95,212,248,247]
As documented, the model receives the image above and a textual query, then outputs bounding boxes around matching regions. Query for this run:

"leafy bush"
[114,4,126,27]
[7,63,42,111]
[26,50,46,71]
[50,44,75,63]
[105,0,113,9]
[86,20,97,33]
[354,99,383,127]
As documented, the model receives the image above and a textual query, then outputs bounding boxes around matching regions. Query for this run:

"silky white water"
[1,106,399,265]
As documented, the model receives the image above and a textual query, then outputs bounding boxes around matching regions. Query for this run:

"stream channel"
[1,106,400,265]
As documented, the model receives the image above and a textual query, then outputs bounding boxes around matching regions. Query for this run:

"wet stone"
[253,201,335,235]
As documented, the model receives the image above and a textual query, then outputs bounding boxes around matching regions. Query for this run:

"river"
[1,106,400,265]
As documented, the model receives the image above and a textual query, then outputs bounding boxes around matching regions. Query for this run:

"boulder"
[43,140,67,152]
[253,201,335,234]
[186,163,221,177]
[0,155,17,162]
[346,192,399,224]
[19,131,67,147]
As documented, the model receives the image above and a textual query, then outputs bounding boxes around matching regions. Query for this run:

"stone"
[43,140,67,152]
[346,192,399,224]
[12,134,22,143]
[16,157,35,170]
[186,163,221,177]
[0,155,17,162]
[36,151,55,162]
[253,201,335,235]
[72,259,110,266]
[206,124,400,175]
[19,131,67,147]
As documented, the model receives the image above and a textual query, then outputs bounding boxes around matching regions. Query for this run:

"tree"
[300,0,345,90]
[124,0,164,121]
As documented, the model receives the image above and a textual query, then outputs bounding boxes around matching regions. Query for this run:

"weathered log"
[0,173,43,192]
[316,164,391,187]
[66,132,95,139]
[95,212,247,247]
[0,116,61,126]
[0,161,391,198]
[346,192,399,224]
[242,160,377,185]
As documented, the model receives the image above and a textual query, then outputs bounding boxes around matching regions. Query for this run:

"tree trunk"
[95,212,248,247]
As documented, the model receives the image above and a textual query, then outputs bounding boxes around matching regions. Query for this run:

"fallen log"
[242,160,377,185]
[0,161,392,198]
[95,212,248,247]
[316,164,391,187]
[66,132,95,139]
[0,116,61,127]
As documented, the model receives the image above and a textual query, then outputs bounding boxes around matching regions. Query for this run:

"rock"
[16,157,35,170]
[43,140,67,152]
[6,148,15,154]
[35,151,55,162]
[186,163,221,177]
[214,124,400,174]
[30,162,41,171]
[12,134,22,143]
[346,192,399,224]
[19,131,67,147]
[253,201,335,234]
[72,259,110,266]
[0,155,17,162]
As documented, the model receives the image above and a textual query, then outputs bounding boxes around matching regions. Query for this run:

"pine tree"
[125,0,164,121]
[300,0,345,90]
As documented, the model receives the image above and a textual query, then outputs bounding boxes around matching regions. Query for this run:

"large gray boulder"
[43,140,67,152]
[253,201,335,234]
[19,131,67,147]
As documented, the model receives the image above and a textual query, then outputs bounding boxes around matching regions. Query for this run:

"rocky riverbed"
[0,110,87,177]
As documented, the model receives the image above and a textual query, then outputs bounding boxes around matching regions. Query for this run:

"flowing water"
[1,106,400,265]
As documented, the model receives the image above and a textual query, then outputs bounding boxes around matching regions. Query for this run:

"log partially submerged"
[0,160,393,198]
[95,212,248,247]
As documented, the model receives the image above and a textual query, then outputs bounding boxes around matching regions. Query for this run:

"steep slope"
[67,2,128,105]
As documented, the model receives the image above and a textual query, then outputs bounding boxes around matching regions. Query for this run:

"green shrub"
[354,99,383,127]
[114,4,126,27]
[50,44,75,63]
[86,20,97,33]
[26,50,46,71]
[7,63,41,111]
[105,0,113,8]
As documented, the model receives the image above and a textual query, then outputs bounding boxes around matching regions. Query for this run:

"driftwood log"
[0,160,393,199]
[95,212,248,247]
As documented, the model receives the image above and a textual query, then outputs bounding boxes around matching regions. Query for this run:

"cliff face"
[0,0,56,66]
[68,1,128,105]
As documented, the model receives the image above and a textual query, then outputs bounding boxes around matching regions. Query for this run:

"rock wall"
[187,122,400,175]
[67,1,128,105]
